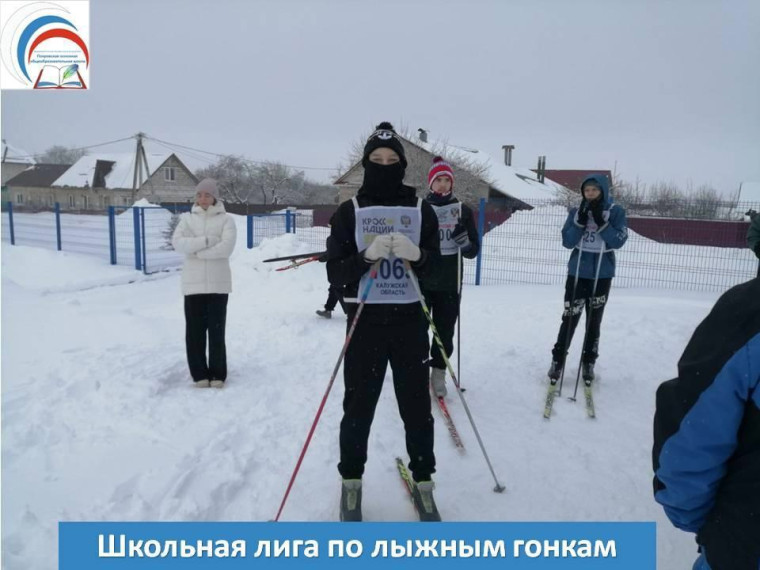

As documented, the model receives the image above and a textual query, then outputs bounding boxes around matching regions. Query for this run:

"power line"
[146,136,336,172]
[2,135,137,162]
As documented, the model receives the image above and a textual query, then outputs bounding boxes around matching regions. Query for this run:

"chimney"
[417,128,428,143]
[536,155,546,183]
[501,145,515,166]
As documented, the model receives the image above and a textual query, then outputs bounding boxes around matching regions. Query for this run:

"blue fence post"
[141,208,148,274]
[8,201,15,245]
[247,215,253,249]
[55,202,62,251]
[108,206,117,265]
[133,207,142,271]
[285,211,292,234]
[475,198,486,286]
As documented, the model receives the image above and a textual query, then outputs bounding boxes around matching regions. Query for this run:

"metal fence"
[3,199,758,290]
[479,199,758,291]
[2,203,299,275]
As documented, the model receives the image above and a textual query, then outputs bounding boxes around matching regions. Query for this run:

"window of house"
[16,194,23,204]
[102,195,110,207]
[82,195,88,209]
[47,195,54,207]
[123,197,130,205]
[69,195,75,207]
[164,167,176,182]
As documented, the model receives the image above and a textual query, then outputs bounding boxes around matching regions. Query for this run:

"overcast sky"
[1,0,758,195]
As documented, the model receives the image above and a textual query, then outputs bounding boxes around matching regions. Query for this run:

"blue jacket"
[561,174,628,279]
[653,277,760,570]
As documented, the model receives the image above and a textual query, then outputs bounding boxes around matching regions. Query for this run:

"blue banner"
[60,522,656,569]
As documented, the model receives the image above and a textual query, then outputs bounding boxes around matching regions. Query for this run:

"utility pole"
[131,132,153,202]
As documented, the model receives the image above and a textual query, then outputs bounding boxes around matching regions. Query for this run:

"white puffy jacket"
[172,202,237,295]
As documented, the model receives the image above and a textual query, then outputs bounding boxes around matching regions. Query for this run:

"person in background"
[316,236,346,319]
[172,178,237,388]
[653,276,760,570]
[420,156,479,397]
[547,175,628,385]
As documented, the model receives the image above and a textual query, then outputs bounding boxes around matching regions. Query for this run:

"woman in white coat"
[172,178,237,388]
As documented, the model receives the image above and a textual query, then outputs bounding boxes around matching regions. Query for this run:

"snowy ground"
[1,215,721,569]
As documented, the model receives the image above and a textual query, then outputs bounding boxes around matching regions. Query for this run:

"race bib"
[352,199,422,304]
[431,202,462,256]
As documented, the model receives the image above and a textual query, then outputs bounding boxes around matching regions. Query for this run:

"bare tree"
[39,145,86,164]
[196,155,335,205]
[196,155,261,204]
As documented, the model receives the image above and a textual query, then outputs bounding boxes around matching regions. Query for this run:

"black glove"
[590,200,605,227]
[452,222,470,249]
[576,200,590,226]
[754,242,760,260]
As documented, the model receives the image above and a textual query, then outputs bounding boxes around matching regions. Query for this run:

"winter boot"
[582,362,595,386]
[339,479,362,522]
[194,379,210,388]
[210,379,225,389]
[430,367,447,398]
[316,309,332,319]
[547,360,563,381]
[411,480,441,522]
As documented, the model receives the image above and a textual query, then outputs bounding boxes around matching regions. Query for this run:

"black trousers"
[422,289,460,370]
[338,314,435,482]
[184,294,229,382]
[324,285,346,313]
[552,277,612,365]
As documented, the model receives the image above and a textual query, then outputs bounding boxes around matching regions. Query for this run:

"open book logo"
[0,1,90,90]
[34,62,84,88]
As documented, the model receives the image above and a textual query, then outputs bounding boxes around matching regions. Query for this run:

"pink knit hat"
[427,156,454,190]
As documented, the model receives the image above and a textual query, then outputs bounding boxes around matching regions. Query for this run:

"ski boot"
[547,360,564,381]
[582,362,595,386]
[430,367,447,397]
[411,480,441,522]
[339,479,362,521]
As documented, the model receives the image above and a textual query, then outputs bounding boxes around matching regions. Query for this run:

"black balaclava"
[359,122,408,199]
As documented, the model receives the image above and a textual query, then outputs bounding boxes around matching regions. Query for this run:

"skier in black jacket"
[420,156,480,397]
[653,277,760,570]
[326,122,441,522]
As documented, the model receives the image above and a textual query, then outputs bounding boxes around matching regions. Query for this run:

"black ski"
[263,250,325,263]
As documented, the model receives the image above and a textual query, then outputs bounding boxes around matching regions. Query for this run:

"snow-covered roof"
[1,140,36,165]
[412,138,558,202]
[738,181,760,205]
[52,152,172,189]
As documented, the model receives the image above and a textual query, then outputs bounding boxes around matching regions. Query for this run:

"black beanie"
[362,122,407,168]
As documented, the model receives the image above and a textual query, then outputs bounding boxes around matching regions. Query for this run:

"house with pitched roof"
[333,130,558,209]
[6,151,198,210]
[1,140,36,186]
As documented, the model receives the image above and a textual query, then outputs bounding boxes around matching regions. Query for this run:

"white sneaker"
[430,368,447,398]
[210,379,225,389]
[194,379,210,388]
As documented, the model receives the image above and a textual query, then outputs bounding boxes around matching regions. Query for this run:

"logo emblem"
[1,1,90,90]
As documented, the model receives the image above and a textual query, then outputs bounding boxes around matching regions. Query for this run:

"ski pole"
[403,260,506,493]
[274,261,380,521]
[569,243,605,403]
[557,239,584,397]
[456,247,462,391]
